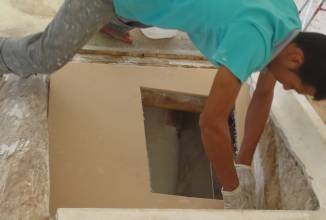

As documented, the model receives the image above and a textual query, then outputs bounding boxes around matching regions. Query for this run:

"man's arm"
[199,65,241,191]
[236,71,276,166]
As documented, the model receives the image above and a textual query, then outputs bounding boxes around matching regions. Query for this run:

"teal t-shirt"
[113,0,302,83]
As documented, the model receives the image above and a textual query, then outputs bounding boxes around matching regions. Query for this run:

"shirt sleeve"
[212,23,269,83]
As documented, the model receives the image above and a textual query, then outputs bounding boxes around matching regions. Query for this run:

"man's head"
[268,32,326,100]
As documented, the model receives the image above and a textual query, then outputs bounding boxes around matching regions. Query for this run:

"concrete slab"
[48,63,224,215]
[56,208,326,220]
[52,66,326,219]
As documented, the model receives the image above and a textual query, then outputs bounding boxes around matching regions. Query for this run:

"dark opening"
[141,88,237,200]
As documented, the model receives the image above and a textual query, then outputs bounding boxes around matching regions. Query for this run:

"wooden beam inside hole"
[141,88,207,113]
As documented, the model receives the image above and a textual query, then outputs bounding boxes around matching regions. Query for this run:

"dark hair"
[293,32,326,100]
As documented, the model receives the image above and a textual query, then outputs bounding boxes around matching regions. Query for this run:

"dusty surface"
[254,122,319,210]
[0,75,49,220]
[271,86,326,210]
[82,29,201,60]
[252,79,326,211]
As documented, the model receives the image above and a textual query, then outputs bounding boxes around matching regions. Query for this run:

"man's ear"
[285,43,304,69]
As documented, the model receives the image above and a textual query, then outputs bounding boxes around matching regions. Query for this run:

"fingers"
[100,26,133,44]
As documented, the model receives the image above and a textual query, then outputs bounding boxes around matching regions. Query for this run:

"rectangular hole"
[141,88,238,200]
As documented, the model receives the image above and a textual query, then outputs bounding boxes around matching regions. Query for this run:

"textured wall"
[0,75,50,220]
[254,121,319,210]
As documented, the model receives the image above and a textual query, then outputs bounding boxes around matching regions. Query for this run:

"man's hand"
[100,25,133,44]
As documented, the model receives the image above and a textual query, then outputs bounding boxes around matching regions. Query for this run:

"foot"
[100,25,133,44]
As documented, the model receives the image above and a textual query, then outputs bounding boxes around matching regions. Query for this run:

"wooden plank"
[73,54,214,69]
[141,88,207,113]
[81,29,203,61]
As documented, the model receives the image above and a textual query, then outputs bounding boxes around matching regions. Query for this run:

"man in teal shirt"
[1,0,326,209]
[113,0,302,83]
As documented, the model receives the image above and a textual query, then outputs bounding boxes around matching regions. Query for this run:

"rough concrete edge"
[56,208,325,220]
[72,54,215,69]
[249,74,326,211]
[255,120,320,210]
[271,85,326,210]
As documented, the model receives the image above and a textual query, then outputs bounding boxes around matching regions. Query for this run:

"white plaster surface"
[56,208,325,220]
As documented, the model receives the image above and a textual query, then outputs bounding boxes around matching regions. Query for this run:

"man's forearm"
[236,90,274,165]
[200,120,239,191]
